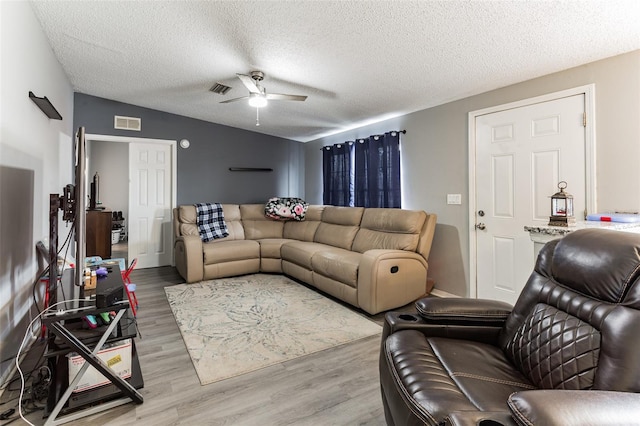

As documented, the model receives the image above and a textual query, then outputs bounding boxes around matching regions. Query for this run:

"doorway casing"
[86,133,177,267]
[467,84,596,298]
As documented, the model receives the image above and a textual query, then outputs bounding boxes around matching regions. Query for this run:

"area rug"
[164,274,382,385]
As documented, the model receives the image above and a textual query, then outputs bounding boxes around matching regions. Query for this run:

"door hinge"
[583,112,587,127]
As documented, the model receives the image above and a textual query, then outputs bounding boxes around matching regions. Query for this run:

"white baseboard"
[429,288,460,298]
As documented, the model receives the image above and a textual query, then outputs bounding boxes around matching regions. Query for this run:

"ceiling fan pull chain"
[256,107,260,126]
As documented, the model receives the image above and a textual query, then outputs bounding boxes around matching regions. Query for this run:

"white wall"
[305,50,640,297]
[0,1,74,383]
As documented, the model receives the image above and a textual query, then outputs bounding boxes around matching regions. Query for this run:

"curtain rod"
[320,130,406,150]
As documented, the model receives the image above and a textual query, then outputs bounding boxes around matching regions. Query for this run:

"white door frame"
[467,84,596,298]
[86,133,177,266]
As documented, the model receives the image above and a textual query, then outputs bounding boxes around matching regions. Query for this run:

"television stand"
[43,296,143,425]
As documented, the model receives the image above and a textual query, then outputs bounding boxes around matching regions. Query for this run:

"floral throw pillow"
[265,197,308,221]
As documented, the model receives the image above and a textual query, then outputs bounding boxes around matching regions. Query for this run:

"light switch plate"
[447,194,462,205]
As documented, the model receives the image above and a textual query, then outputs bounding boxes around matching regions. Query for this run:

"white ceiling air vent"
[210,83,232,95]
[114,115,141,131]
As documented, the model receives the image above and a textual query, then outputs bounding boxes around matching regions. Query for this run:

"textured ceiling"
[30,0,640,142]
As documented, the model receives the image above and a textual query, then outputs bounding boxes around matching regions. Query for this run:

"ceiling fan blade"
[265,93,307,102]
[237,73,261,94]
[219,96,249,104]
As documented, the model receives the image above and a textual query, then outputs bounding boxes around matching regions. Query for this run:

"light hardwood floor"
[25,267,405,425]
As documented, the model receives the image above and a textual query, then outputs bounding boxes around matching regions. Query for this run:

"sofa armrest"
[382,310,506,348]
[358,249,428,314]
[174,235,204,283]
[380,298,512,345]
[415,297,512,327]
[508,390,640,426]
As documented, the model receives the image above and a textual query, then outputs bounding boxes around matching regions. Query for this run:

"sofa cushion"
[283,219,320,242]
[550,228,640,305]
[352,208,426,253]
[504,303,600,390]
[310,248,361,288]
[282,205,324,241]
[281,241,334,269]
[239,203,268,220]
[303,205,325,221]
[179,222,200,237]
[314,206,364,250]
[203,239,259,265]
[384,331,535,423]
[258,238,295,259]
[241,204,285,239]
[315,223,359,250]
[221,204,245,241]
[177,205,200,237]
[322,206,364,226]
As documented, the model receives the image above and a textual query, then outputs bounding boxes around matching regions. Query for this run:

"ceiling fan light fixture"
[248,93,268,108]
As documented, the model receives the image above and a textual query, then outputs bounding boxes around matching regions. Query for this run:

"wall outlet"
[447,194,462,205]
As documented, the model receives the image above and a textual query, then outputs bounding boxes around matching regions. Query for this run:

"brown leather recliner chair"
[379,229,640,426]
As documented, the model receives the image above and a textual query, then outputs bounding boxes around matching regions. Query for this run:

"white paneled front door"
[129,142,173,269]
[474,94,586,304]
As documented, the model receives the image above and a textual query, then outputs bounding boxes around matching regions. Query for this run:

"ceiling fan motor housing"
[250,71,265,82]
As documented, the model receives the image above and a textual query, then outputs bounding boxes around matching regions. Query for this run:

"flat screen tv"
[74,127,87,288]
[51,127,88,292]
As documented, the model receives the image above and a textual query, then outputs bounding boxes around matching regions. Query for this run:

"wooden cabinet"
[86,210,112,259]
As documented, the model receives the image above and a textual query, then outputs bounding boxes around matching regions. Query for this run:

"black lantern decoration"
[548,181,575,227]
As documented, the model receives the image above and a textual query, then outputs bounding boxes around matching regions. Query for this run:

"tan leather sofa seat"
[310,249,361,287]
[203,239,259,264]
[280,241,333,269]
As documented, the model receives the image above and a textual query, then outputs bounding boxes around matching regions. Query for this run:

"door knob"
[475,223,486,230]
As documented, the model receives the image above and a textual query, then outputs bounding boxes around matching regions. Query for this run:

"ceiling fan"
[220,71,307,108]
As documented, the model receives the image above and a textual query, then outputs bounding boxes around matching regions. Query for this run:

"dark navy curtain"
[322,142,354,206]
[354,131,401,208]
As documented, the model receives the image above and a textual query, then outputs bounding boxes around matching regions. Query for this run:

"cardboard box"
[67,339,132,393]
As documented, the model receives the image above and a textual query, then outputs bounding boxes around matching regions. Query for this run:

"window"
[322,131,401,208]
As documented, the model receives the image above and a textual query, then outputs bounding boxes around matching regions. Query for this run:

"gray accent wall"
[305,50,640,298]
[74,93,304,205]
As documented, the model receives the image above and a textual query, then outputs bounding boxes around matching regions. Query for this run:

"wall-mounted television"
[47,127,88,304]
[74,127,87,288]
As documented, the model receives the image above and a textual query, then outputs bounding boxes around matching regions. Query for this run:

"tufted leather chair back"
[498,229,640,392]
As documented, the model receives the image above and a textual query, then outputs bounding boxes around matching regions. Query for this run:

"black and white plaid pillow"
[195,203,229,242]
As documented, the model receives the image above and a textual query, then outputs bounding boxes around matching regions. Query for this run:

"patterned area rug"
[165,274,382,385]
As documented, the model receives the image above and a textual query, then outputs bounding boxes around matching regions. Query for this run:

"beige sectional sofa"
[173,204,436,314]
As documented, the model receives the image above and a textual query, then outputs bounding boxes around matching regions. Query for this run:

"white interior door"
[129,142,173,268]
[475,94,586,304]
